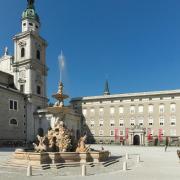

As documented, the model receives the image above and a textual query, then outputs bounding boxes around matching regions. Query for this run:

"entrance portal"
[133,135,140,145]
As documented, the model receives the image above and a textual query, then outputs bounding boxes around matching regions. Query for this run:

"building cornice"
[71,89,180,102]
[13,31,48,47]
[0,84,25,96]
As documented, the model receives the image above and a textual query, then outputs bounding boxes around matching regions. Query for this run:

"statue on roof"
[4,47,8,56]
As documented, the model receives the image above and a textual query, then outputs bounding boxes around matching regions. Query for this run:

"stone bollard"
[125,153,129,160]
[123,161,127,171]
[82,164,86,176]
[27,164,32,177]
[137,155,140,164]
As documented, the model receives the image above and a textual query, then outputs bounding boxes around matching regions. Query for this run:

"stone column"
[131,133,133,145]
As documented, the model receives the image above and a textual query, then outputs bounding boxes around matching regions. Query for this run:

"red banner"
[158,129,163,142]
[147,128,152,141]
[115,128,119,141]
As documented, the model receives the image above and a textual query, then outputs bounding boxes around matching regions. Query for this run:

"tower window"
[37,86,41,95]
[36,50,40,60]
[21,48,25,58]
[29,23,33,26]
[23,23,26,26]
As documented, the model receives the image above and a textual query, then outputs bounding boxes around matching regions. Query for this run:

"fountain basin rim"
[47,106,70,114]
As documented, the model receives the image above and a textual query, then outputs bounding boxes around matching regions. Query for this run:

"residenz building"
[71,81,180,145]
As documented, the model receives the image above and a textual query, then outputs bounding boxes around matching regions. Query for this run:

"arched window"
[36,50,40,60]
[21,48,25,57]
[9,119,18,126]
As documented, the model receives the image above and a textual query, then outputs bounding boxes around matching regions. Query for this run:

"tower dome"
[21,0,40,33]
[22,0,40,23]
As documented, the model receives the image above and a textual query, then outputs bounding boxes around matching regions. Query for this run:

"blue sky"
[1,0,180,102]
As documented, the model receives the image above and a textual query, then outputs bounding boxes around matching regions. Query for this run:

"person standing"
[165,136,169,152]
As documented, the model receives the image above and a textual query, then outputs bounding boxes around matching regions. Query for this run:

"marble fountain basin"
[11,150,110,166]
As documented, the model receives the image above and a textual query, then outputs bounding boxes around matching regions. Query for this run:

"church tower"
[13,0,48,141]
[104,80,110,95]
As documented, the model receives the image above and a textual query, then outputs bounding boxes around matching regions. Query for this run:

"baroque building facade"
[71,81,180,145]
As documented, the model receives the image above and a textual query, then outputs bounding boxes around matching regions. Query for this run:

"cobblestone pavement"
[0,145,180,180]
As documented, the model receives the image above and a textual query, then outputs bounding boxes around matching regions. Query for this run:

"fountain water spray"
[58,50,65,83]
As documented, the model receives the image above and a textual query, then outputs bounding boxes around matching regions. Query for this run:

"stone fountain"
[12,82,110,166]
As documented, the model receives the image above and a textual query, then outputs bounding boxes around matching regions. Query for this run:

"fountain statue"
[33,81,75,153]
[76,135,90,153]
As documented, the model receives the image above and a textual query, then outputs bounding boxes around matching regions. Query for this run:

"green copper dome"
[22,0,40,23]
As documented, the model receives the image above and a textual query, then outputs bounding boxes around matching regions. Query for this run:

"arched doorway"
[133,135,140,145]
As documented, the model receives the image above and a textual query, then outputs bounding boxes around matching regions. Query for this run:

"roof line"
[71,89,180,101]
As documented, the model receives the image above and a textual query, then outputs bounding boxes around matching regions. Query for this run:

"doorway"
[133,135,140,145]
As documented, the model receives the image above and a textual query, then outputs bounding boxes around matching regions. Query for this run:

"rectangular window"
[159,104,165,113]
[119,107,124,114]
[119,119,124,126]
[170,116,176,126]
[130,118,135,126]
[119,130,124,136]
[148,116,153,126]
[99,120,104,127]
[159,116,164,126]
[9,100,13,110]
[9,100,18,111]
[110,107,115,114]
[170,104,176,113]
[110,130,114,136]
[90,120,95,127]
[130,106,135,114]
[110,120,115,126]
[90,108,95,117]
[138,118,144,126]
[148,105,153,113]
[37,86,41,95]
[138,105,143,113]
[14,101,17,110]
[99,107,104,117]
